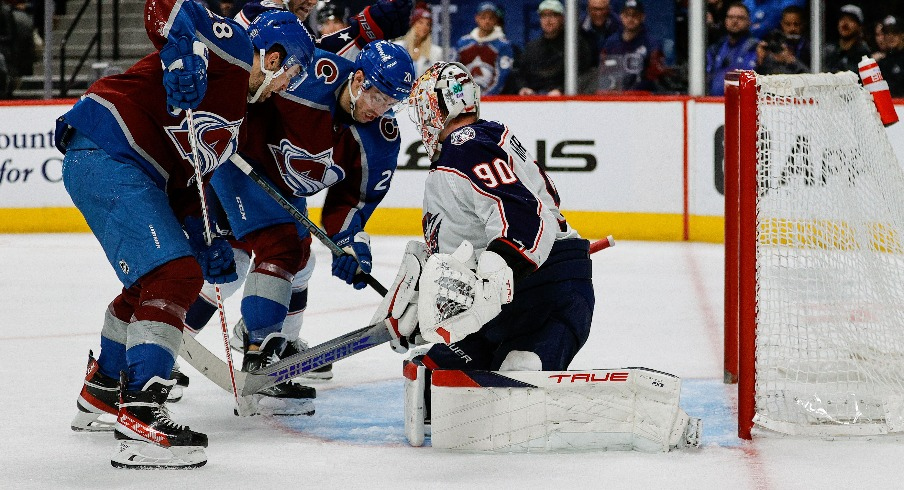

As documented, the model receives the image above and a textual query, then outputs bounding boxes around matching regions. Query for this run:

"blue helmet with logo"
[248,10,316,92]
[353,40,415,101]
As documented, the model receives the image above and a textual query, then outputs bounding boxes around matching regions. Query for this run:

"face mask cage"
[407,65,446,161]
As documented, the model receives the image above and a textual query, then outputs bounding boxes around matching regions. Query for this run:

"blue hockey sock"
[126,343,175,391]
[96,335,127,379]
[184,296,217,332]
[242,295,289,345]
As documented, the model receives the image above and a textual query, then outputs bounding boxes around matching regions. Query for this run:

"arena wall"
[2,97,902,242]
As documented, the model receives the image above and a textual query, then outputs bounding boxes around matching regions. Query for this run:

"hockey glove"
[184,216,238,285]
[417,241,514,344]
[160,36,209,113]
[353,0,412,41]
[331,229,373,289]
[370,240,428,353]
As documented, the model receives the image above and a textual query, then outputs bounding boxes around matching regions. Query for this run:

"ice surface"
[2,234,903,488]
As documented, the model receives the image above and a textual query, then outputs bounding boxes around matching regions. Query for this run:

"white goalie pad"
[426,368,701,452]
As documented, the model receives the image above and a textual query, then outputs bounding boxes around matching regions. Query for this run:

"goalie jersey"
[423,120,579,267]
[236,49,401,236]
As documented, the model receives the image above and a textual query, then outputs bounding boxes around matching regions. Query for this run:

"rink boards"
[3,96,904,242]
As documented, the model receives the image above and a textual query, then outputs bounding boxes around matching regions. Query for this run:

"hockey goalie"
[368,61,701,452]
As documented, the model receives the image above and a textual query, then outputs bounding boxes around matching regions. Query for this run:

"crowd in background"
[1,0,904,98]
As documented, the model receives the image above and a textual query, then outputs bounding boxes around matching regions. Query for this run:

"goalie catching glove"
[371,240,428,353]
[417,241,514,344]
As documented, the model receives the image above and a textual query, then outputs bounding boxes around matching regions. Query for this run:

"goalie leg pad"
[428,368,701,452]
[403,358,430,446]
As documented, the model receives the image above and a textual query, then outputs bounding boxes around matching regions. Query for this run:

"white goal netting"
[753,72,904,436]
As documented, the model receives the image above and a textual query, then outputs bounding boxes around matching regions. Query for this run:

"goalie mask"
[408,62,481,162]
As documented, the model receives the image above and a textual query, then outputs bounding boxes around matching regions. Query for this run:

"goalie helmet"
[248,11,316,100]
[408,61,481,162]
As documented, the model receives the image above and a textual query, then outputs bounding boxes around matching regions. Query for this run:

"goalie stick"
[228,153,388,296]
[180,235,615,400]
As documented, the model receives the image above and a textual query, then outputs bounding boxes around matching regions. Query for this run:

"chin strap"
[346,73,364,122]
[248,49,279,103]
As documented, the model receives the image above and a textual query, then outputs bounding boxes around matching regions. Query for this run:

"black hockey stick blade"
[239,320,394,396]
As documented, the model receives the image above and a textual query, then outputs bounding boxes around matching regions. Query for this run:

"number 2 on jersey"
[473,158,518,188]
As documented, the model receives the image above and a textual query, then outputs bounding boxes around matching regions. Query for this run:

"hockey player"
[234,0,412,61]
[184,40,415,413]
[376,62,701,451]
[182,0,413,384]
[62,2,315,468]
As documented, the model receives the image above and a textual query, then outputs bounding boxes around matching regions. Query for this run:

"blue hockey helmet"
[248,10,316,93]
[353,40,416,101]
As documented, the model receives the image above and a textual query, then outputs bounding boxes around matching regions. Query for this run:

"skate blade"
[111,440,206,469]
[71,410,117,432]
[167,385,183,403]
[296,370,333,381]
[235,394,315,417]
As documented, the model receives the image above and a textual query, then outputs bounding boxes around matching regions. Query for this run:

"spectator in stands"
[516,0,595,96]
[878,16,904,97]
[873,16,893,62]
[755,5,809,75]
[0,0,35,99]
[705,2,758,96]
[598,0,667,92]
[823,4,871,75]
[580,0,621,48]
[743,0,805,39]
[316,2,349,37]
[395,3,442,76]
[706,0,729,42]
[454,2,515,95]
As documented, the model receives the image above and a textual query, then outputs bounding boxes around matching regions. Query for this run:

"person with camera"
[756,6,808,75]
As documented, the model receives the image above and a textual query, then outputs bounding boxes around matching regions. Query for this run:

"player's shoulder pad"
[356,116,401,150]
[282,49,353,105]
[435,121,506,172]
[193,10,254,68]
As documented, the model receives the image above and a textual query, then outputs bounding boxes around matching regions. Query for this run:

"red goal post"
[724,70,904,440]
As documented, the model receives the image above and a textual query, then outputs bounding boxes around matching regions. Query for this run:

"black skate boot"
[112,373,207,469]
[167,361,190,403]
[242,334,315,416]
[71,350,119,432]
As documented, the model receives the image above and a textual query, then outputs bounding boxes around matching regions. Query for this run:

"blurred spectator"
[755,5,808,75]
[878,16,904,97]
[219,0,235,16]
[395,3,442,76]
[316,1,349,37]
[516,0,595,95]
[0,0,34,98]
[822,4,870,74]
[873,16,893,62]
[705,2,758,95]
[743,0,805,39]
[706,0,729,42]
[581,0,621,48]
[598,0,667,92]
[454,2,515,95]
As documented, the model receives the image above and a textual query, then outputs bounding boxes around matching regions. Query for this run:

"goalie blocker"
[404,360,702,452]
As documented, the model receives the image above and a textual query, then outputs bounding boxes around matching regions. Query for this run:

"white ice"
[2,234,903,488]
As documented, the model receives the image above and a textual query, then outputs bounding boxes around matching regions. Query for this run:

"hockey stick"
[228,153,388,296]
[181,235,617,399]
[220,235,617,396]
[186,110,252,415]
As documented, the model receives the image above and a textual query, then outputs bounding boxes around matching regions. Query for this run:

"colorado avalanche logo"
[269,139,345,197]
[315,58,339,84]
[165,111,242,184]
[450,127,475,146]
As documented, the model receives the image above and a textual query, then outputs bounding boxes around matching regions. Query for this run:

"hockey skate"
[112,374,207,469]
[241,333,316,416]
[71,350,119,432]
[231,320,333,381]
[167,361,190,403]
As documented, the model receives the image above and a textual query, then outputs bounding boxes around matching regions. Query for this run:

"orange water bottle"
[858,55,899,127]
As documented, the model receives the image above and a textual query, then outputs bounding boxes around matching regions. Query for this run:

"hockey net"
[724,71,904,438]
